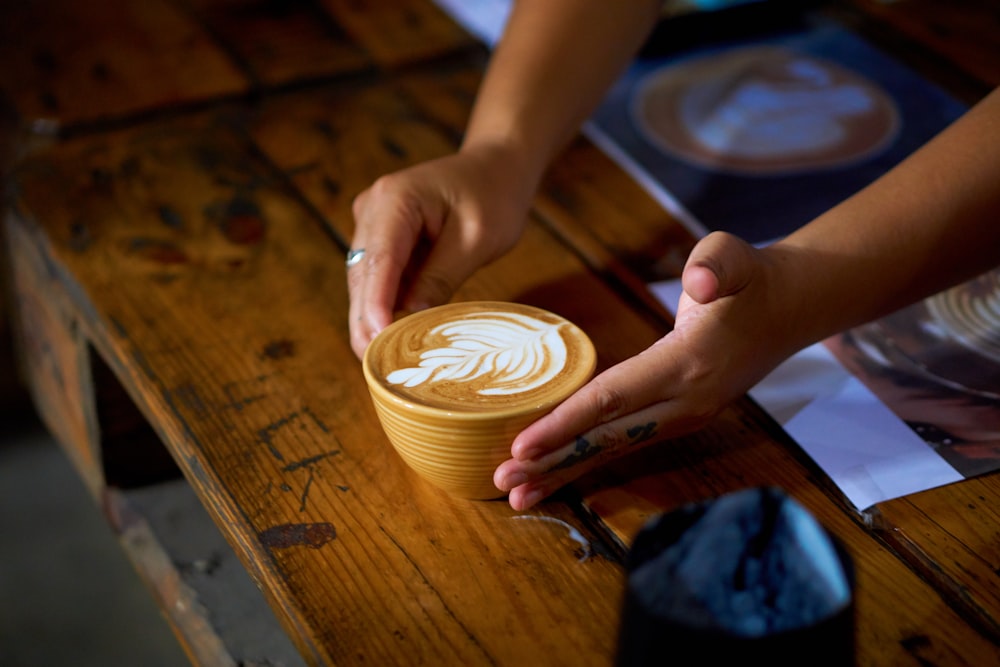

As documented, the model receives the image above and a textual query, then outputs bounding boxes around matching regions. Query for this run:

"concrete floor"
[0,403,191,667]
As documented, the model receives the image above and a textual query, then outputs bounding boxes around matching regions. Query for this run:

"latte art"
[366,301,596,412]
[386,311,568,396]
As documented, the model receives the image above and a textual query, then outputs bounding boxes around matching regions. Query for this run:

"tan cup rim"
[362,301,597,421]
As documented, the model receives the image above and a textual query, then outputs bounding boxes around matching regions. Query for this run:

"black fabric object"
[616,486,855,667]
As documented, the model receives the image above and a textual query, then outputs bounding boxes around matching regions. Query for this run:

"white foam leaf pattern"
[386,311,568,395]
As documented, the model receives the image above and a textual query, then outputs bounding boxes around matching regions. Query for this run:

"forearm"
[770,86,1000,350]
[460,0,662,191]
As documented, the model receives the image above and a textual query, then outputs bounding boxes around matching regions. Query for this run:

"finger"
[497,396,707,511]
[401,215,496,312]
[347,184,427,358]
[508,340,697,461]
[682,231,757,303]
[494,428,634,504]
[681,263,721,305]
[347,245,404,358]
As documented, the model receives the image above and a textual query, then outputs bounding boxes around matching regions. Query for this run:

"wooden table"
[1,1,998,665]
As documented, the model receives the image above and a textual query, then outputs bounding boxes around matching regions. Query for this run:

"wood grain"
[9,114,632,665]
[181,0,374,87]
[0,0,247,127]
[2,0,999,665]
[848,0,1000,90]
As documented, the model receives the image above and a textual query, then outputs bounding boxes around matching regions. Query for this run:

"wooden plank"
[874,477,1000,643]
[4,211,101,495]
[0,0,247,128]
[106,480,309,667]
[181,0,373,87]
[104,487,238,667]
[848,0,1000,90]
[244,75,459,236]
[319,0,478,68]
[243,65,1000,663]
[4,0,997,664]
[9,112,631,666]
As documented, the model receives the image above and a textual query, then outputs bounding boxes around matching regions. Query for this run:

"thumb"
[404,209,525,312]
[681,231,757,304]
[403,263,467,312]
[401,233,488,312]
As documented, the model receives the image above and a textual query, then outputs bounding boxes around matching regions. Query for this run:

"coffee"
[362,301,596,499]
[365,301,596,412]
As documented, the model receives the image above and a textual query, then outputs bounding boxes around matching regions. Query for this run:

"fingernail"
[498,472,527,491]
[519,489,544,510]
[510,441,536,460]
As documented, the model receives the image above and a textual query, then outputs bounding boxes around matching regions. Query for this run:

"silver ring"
[345,248,366,268]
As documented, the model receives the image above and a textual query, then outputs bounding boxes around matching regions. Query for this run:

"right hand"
[494,231,804,510]
[347,144,536,359]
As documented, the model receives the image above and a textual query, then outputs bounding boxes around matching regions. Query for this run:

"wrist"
[457,137,546,204]
[757,241,835,357]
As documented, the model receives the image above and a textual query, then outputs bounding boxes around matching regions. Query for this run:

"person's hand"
[494,232,801,510]
[348,144,536,359]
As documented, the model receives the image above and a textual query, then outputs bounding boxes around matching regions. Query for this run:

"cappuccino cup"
[362,301,597,499]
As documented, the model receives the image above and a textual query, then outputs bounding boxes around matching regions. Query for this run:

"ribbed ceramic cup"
[362,301,597,499]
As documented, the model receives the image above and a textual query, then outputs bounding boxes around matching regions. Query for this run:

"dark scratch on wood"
[379,526,496,664]
[125,237,189,264]
[303,406,330,433]
[311,119,338,140]
[158,380,208,454]
[107,315,128,338]
[157,204,184,229]
[282,450,340,511]
[259,523,336,549]
[69,220,92,251]
[257,417,290,461]
[282,450,340,472]
[258,409,323,461]
[322,175,340,195]
[171,383,209,418]
[899,634,932,655]
[261,339,295,360]
[222,378,267,411]
[380,134,406,158]
[298,474,315,513]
